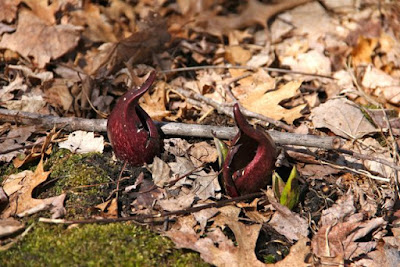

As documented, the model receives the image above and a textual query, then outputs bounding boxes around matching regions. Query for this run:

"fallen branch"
[0,108,341,150]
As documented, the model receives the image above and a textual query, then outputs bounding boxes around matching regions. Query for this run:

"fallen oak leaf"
[1,159,66,219]
[166,215,265,267]
[240,80,306,124]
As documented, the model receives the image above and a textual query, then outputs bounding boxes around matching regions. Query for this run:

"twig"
[39,192,265,225]
[174,87,295,132]
[338,148,400,172]
[166,163,206,187]
[160,65,334,79]
[0,108,341,150]
[286,146,394,182]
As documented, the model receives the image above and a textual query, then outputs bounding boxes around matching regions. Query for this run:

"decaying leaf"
[140,81,171,121]
[312,217,386,260]
[95,198,118,218]
[0,9,81,67]
[354,240,400,267]
[0,218,24,238]
[188,141,218,167]
[0,0,20,23]
[87,12,170,76]
[320,194,355,226]
[159,193,196,212]
[281,49,331,79]
[311,98,376,139]
[0,125,36,163]
[166,212,265,267]
[58,131,104,154]
[150,157,172,187]
[1,160,66,218]
[240,80,306,124]
[268,200,309,242]
[361,65,400,105]
[0,74,28,102]
[191,0,311,38]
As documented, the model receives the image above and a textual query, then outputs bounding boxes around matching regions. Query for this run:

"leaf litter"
[0,0,400,266]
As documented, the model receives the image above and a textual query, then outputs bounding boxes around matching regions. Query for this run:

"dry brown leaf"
[95,198,118,218]
[225,45,252,65]
[3,92,46,113]
[362,65,398,89]
[274,238,311,267]
[1,160,66,218]
[320,194,355,226]
[159,193,196,212]
[0,125,36,163]
[0,9,81,68]
[281,49,331,77]
[164,138,192,157]
[240,80,305,124]
[193,207,219,233]
[188,141,218,167]
[0,0,20,23]
[22,0,59,24]
[0,74,28,102]
[351,36,379,66]
[354,240,400,267]
[278,1,337,43]
[269,201,309,242]
[361,65,400,105]
[87,12,170,76]
[212,205,241,229]
[69,2,119,43]
[44,79,74,111]
[312,217,386,261]
[357,138,394,178]
[167,156,221,200]
[311,98,376,139]
[150,157,171,187]
[191,0,311,37]
[141,81,171,121]
[0,218,24,238]
[166,216,265,266]
[297,164,340,180]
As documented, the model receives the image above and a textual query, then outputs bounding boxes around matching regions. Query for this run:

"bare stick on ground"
[0,108,341,150]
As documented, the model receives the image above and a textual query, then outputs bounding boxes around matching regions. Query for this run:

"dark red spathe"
[107,71,160,166]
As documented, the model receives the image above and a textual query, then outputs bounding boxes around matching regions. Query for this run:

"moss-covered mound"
[0,222,207,266]
[0,148,208,266]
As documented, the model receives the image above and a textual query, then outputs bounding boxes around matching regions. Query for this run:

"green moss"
[0,222,208,267]
[0,149,208,266]
[0,163,17,183]
[39,149,117,218]
[264,254,277,263]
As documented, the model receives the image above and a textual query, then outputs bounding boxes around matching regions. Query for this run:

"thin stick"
[174,87,295,132]
[0,108,341,150]
[160,65,334,79]
[39,192,265,225]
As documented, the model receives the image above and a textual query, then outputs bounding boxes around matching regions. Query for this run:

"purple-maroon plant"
[107,71,160,166]
[223,103,277,197]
